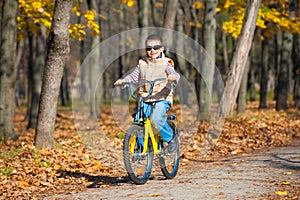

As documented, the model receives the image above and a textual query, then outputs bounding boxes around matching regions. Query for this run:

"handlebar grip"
[112,78,168,100]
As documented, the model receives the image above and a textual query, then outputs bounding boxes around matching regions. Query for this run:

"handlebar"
[114,78,166,100]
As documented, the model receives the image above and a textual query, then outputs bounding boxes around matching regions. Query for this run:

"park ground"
[0,102,299,199]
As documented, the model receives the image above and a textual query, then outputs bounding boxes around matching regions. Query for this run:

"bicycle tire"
[158,121,179,179]
[123,124,153,184]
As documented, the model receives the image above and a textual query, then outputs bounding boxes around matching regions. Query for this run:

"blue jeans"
[134,100,173,143]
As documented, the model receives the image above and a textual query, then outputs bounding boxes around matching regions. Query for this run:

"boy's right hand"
[114,79,124,86]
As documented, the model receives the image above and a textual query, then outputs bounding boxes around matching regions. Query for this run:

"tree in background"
[0,0,299,145]
[292,0,300,113]
[17,0,100,129]
[34,0,73,148]
[276,0,295,110]
[199,0,217,120]
[220,0,262,116]
[222,0,300,111]
[0,0,19,141]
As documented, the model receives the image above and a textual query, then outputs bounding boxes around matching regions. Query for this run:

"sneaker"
[166,138,176,153]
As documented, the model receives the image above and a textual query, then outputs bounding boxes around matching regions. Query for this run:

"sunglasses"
[146,45,162,51]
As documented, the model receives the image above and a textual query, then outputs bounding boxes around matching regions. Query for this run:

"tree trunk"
[190,0,202,117]
[161,0,178,45]
[0,0,18,141]
[15,40,25,109]
[237,57,250,113]
[276,32,293,110]
[249,63,257,101]
[249,32,260,102]
[28,31,46,129]
[178,0,192,36]
[276,0,295,110]
[222,31,229,75]
[151,0,161,27]
[175,5,192,107]
[34,0,72,148]
[293,34,300,113]
[259,37,269,109]
[199,0,217,121]
[163,0,178,29]
[138,0,149,51]
[220,0,261,116]
[79,0,89,101]
[267,34,277,95]
[89,0,102,118]
[60,67,70,106]
[291,0,300,112]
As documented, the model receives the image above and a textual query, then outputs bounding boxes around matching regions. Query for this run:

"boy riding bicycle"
[114,34,180,151]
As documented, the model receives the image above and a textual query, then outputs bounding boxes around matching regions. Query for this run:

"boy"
[115,34,180,151]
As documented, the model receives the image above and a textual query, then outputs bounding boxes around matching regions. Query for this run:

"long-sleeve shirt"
[122,57,180,104]
[123,61,180,83]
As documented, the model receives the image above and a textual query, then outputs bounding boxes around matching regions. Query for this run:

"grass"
[0,148,23,160]
[2,167,13,176]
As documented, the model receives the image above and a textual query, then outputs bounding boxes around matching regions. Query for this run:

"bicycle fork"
[142,119,159,155]
[129,119,160,155]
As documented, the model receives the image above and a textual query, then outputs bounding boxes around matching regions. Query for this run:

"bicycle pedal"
[167,114,176,121]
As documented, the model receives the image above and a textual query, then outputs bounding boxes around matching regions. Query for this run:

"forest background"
[0,0,300,198]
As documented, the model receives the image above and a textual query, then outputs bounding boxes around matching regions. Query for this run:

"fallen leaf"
[207,185,222,188]
[149,193,163,197]
[281,181,291,185]
[213,195,228,198]
[18,180,30,187]
[275,191,288,196]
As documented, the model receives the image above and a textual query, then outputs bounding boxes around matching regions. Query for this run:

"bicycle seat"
[167,114,176,121]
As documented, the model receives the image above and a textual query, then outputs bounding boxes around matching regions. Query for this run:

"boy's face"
[145,39,164,59]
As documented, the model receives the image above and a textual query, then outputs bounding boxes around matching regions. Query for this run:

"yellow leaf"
[192,2,204,9]
[208,185,221,188]
[44,21,52,28]
[82,159,91,165]
[53,164,61,170]
[32,2,42,9]
[224,0,235,9]
[149,193,163,197]
[93,160,102,167]
[18,180,30,187]
[275,191,287,196]
[127,0,135,7]
[281,181,290,185]
[79,29,86,35]
[284,171,293,175]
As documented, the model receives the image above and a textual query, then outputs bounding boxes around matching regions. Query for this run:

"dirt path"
[45,141,300,200]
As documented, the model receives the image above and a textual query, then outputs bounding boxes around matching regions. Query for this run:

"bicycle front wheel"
[123,124,153,185]
[158,121,180,179]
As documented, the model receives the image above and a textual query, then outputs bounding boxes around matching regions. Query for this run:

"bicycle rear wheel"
[123,124,153,184]
[158,121,179,179]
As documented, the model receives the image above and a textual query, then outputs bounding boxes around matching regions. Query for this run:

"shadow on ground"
[221,148,300,171]
[57,170,131,188]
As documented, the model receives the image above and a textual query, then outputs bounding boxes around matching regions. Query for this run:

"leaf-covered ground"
[0,102,299,199]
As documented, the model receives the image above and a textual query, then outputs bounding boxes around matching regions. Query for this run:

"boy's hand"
[114,79,124,86]
[168,74,177,82]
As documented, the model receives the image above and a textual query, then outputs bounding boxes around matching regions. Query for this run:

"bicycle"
[114,78,180,185]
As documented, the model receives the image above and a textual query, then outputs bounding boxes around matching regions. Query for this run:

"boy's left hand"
[168,74,177,82]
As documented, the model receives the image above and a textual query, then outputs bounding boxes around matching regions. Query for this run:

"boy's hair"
[145,34,163,44]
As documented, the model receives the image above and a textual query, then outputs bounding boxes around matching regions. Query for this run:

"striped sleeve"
[123,65,140,82]
[166,61,180,82]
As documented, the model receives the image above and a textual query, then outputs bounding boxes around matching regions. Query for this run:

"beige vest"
[138,58,174,104]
